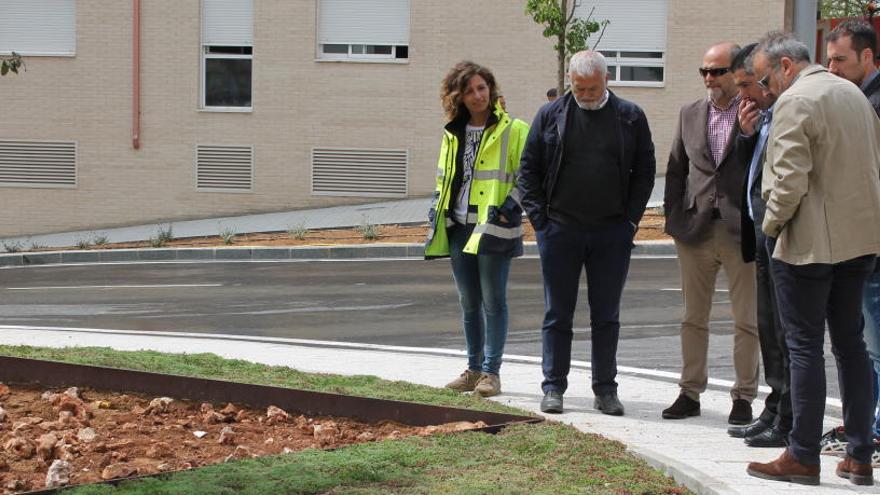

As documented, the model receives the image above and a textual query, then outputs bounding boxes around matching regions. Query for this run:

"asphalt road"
[0,257,843,400]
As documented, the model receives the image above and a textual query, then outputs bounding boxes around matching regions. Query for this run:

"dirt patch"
[0,383,485,493]
[41,210,669,252]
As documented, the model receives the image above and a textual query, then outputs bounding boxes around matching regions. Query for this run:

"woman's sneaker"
[445,370,481,392]
[820,426,848,457]
[473,373,501,397]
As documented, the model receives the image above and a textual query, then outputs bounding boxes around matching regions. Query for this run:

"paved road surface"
[0,257,843,401]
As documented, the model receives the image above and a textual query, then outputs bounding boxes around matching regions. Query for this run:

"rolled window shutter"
[202,0,253,46]
[318,0,410,46]
[0,0,76,56]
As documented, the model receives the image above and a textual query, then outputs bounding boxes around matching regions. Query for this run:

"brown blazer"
[664,98,747,245]
[762,65,880,264]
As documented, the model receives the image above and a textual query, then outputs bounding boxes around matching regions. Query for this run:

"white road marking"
[6,284,223,291]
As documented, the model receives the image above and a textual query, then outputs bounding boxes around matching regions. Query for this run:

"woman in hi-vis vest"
[425,61,529,397]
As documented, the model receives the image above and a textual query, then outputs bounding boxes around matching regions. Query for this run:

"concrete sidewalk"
[0,325,870,495]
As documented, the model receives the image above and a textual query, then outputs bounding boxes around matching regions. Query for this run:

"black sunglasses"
[698,67,730,77]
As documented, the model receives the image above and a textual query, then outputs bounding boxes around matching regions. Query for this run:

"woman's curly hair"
[440,61,501,122]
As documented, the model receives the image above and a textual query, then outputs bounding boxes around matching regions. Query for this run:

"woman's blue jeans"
[448,224,511,375]
[862,269,880,437]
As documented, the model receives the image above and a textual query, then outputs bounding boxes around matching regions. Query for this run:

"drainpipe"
[132,0,141,149]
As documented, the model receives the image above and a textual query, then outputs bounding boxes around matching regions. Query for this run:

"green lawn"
[0,345,689,494]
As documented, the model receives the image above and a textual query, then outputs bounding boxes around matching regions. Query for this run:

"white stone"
[45,460,71,488]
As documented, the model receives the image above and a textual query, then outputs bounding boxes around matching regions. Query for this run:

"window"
[317,0,410,62]
[576,1,667,87]
[601,51,665,86]
[0,0,76,56]
[201,0,253,110]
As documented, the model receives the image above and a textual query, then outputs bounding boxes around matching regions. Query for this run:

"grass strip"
[0,345,689,494]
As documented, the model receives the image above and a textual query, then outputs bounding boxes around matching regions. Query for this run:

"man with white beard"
[662,43,760,426]
[516,50,656,416]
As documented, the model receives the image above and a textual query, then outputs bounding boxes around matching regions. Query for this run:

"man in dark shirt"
[516,50,656,415]
[823,18,880,458]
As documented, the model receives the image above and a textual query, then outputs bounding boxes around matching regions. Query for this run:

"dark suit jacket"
[738,131,761,263]
[517,92,656,231]
[864,72,880,117]
[664,98,747,245]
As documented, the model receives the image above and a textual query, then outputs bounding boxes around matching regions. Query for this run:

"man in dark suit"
[662,42,760,426]
[728,43,790,448]
[824,18,880,455]
[517,50,655,416]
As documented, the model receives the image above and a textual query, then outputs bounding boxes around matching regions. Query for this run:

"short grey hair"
[757,31,811,70]
[569,51,607,78]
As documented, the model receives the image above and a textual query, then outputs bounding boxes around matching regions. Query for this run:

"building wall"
[0,0,788,237]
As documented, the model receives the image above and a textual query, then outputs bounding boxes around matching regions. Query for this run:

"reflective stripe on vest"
[446,212,478,227]
[471,222,523,240]
[472,124,514,183]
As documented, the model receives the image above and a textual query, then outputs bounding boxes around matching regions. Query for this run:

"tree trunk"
[557,0,567,95]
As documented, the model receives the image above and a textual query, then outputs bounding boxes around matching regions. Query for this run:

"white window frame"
[315,0,410,64]
[602,51,665,88]
[318,43,407,62]
[199,45,254,112]
[200,0,254,112]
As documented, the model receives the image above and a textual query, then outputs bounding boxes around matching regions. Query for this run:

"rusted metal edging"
[3,355,540,494]
[0,355,540,429]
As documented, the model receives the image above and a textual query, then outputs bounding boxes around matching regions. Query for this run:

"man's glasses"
[698,67,730,77]
[756,73,771,90]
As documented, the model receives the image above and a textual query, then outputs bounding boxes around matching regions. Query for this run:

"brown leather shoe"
[836,456,874,485]
[746,449,820,485]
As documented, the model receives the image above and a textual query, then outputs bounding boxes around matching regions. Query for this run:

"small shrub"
[156,224,174,244]
[92,234,109,246]
[150,224,174,248]
[76,237,91,250]
[2,240,23,253]
[219,227,236,245]
[287,224,308,240]
[357,217,379,241]
[28,241,47,251]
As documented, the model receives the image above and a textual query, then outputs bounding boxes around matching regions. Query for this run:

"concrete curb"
[0,241,676,266]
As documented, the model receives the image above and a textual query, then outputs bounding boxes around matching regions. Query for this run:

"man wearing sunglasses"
[662,43,760,427]
[745,31,880,487]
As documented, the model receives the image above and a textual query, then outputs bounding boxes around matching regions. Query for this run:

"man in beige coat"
[746,32,880,487]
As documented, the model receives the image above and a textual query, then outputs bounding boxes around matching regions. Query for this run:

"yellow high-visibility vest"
[425,105,529,258]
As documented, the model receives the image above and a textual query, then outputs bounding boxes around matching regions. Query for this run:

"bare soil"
[0,383,485,493]
[54,211,669,252]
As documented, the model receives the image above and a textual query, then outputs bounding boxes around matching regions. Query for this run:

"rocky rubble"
[0,382,488,494]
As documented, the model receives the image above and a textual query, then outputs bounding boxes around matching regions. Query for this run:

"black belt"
[711,208,722,220]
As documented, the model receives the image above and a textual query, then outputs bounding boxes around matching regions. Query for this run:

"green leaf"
[1,63,8,76]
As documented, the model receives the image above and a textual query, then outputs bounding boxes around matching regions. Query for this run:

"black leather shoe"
[728,399,753,425]
[662,394,700,419]
[540,391,564,414]
[728,418,771,438]
[746,427,789,447]
[594,392,624,416]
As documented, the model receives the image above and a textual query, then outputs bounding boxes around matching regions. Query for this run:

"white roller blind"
[202,0,253,46]
[0,0,76,56]
[319,0,410,45]
[576,0,667,52]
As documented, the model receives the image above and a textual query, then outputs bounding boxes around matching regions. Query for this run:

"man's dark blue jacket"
[515,91,656,230]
